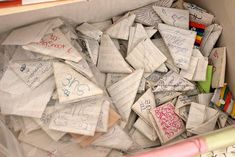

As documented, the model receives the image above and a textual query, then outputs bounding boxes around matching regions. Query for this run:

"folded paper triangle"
[23,29,83,63]
[105,13,136,40]
[209,47,226,88]
[180,56,198,80]
[154,71,195,92]
[49,98,102,136]
[53,62,103,104]
[128,24,149,53]
[192,49,208,81]
[158,23,196,69]
[107,69,144,121]
[126,38,167,73]
[65,59,94,80]
[97,34,133,73]
[9,60,53,89]
[92,125,133,151]
[152,38,179,73]
[132,88,156,125]
[153,6,189,29]
[145,27,158,38]
[76,22,103,41]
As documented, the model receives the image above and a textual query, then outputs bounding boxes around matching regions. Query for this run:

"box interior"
[0,0,234,95]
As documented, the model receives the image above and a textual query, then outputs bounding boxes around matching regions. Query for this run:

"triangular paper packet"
[23,29,83,63]
[2,18,64,45]
[145,27,158,38]
[158,23,196,69]
[105,73,128,88]
[105,13,136,40]
[97,34,133,73]
[132,88,156,125]
[198,93,213,106]
[53,62,103,104]
[65,59,94,80]
[96,100,110,132]
[91,20,112,32]
[183,2,214,26]
[76,22,103,41]
[77,37,99,65]
[180,56,198,80]
[186,102,219,134]
[152,38,179,73]
[72,108,121,147]
[175,95,192,121]
[192,49,208,81]
[128,24,149,53]
[200,24,223,57]
[92,125,133,151]
[107,69,144,121]
[153,6,189,29]
[126,38,167,73]
[49,98,102,136]
[129,128,160,150]
[154,71,195,92]
[154,91,182,105]
[33,106,66,141]
[9,60,53,89]
[209,47,226,88]
[134,118,158,141]
[130,0,174,26]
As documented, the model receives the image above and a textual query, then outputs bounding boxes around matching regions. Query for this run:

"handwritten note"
[153,6,189,29]
[9,61,53,89]
[132,88,156,125]
[2,18,64,45]
[154,71,195,92]
[158,23,196,70]
[150,102,185,143]
[183,2,214,26]
[49,98,102,136]
[200,24,223,57]
[107,69,144,121]
[76,22,103,41]
[23,29,82,63]
[154,91,182,105]
[209,47,226,88]
[126,38,167,73]
[53,62,103,104]
[130,0,173,26]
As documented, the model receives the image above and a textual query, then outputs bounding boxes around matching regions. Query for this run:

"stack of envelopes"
[0,0,233,157]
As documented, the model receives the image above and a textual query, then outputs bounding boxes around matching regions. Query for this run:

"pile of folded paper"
[0,0,234,157]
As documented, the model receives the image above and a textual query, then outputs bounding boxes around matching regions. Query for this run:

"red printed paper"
[151,102,185,143]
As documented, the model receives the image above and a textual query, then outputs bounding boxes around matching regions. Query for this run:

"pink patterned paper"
[151,102,185,143]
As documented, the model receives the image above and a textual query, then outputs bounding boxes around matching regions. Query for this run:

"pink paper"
[129,137,207,157]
